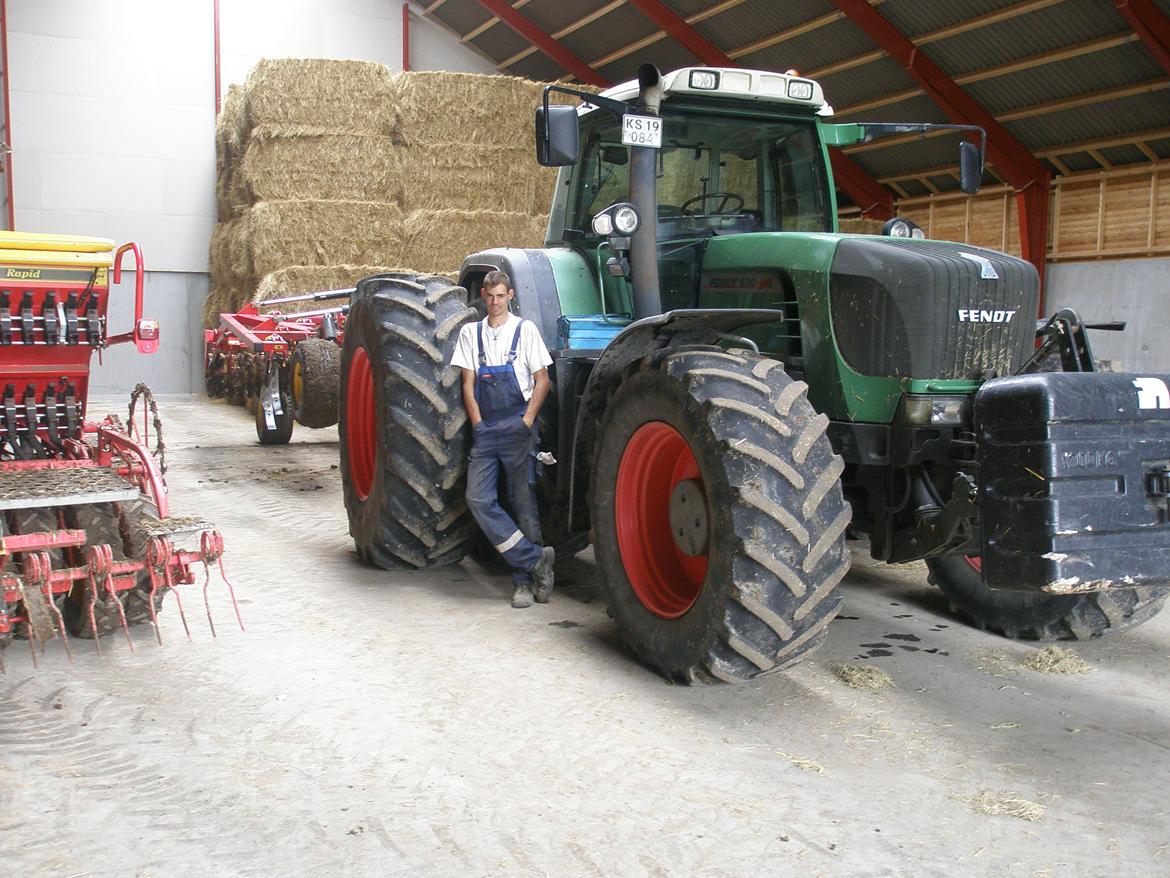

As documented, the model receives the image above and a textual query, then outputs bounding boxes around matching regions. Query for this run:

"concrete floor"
[2,395,1168,877]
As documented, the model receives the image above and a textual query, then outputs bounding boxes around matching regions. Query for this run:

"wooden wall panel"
[842,163,1169,261]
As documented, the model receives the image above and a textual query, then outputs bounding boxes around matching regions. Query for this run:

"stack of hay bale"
[392,71,557,276]
[208,60,577,325]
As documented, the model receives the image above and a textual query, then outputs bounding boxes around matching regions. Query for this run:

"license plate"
[621,113,662,148]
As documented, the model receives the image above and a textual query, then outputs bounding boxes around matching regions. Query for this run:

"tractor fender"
[568,307,785,530]
[458,248,565,345]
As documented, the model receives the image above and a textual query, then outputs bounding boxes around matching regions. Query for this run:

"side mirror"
[960,141,982,195]
[535,105,580,167]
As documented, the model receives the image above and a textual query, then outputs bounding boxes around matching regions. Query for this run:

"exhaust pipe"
[629,63,662,321]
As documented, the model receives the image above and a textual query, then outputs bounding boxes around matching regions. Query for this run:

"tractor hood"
[827,236,1039,381]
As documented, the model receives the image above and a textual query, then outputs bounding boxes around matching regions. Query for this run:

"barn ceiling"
[421,0,1170,207]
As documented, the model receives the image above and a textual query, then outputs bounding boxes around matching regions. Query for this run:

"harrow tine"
[202,564,217,639]
[35,552,72,665]
[167,565,192,642]
[85,547,103,657]
[200,530,243,636]
[26,622,38,669]
[146,558,164,646]
[47,593,73,665]
[102,548,134,655]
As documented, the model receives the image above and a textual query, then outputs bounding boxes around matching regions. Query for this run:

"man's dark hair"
[483,270,511,291]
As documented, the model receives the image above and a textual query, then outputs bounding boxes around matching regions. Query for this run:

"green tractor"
[338,64,1170,683]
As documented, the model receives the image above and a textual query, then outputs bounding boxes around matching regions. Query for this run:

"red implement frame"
[0,239,239,665]
[203,288,350,406]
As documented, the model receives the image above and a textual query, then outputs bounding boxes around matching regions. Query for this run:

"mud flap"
[977,372,1170,593]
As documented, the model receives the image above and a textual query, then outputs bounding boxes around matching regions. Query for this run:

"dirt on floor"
[2,395,1168,877]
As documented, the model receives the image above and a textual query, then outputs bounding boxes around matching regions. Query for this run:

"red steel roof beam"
[830,0,1051,289]
[625,0,736,65]
[830,151,894,219]
[625,0,895,222]
[471,0,609,86]
[1115,0,1170,73]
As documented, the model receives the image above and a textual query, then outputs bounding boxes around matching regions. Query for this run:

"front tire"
[339,272,477,569]
[591,348,851,683]
[927,554,1169,640]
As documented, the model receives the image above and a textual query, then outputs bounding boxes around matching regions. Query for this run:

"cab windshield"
[572,108,831,242]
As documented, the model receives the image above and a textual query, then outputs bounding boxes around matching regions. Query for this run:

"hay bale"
[393,72,593,148]
[401,209,546,276]
[208,218,252,296]
[244,59,398,134]
[839,217,886,235]
[248,200,406,282]
[202,285,249,327]
[215,83,246,174]
[394,71,546,146]
[254,264,416,311]
[242,127,403,203]
[397,144,554,213]
[215,163,251,221]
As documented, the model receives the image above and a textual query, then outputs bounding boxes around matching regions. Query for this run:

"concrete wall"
[6,0,495,391]
[88,269,208,394]
[1046,257,1170,372]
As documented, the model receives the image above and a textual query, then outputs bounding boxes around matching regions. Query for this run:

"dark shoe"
[532,546,555,603]
[511,582,534,608]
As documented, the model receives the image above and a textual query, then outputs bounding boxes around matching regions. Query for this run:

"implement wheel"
[290,338,341,428]
[339,272,477,569]
[591,348,850,683]
[255,366,294,445]
[927,555,1169,640]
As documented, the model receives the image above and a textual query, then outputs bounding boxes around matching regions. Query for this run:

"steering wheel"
[681,192,745,216]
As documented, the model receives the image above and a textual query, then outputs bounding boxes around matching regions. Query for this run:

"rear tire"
[339,272,477,569]
[927,554,1169,640]
[590,348,850,683]
[290,338,341,428]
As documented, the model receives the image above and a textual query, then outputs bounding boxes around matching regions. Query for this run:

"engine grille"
[829,238,1040,380]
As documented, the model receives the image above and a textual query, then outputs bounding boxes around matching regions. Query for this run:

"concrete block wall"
[6,0,496,392]
[1046,257,1170,373]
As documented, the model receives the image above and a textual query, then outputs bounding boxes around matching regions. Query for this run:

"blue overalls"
[465,319,543,583]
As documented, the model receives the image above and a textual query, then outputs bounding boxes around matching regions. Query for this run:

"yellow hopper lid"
[0,230,116,269]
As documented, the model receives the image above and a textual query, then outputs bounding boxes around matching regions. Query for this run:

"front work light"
[689,69,719,90]
[593,202,639,238]
[883,217,925,239]
[787,79,814,100]
[613,204,640,235]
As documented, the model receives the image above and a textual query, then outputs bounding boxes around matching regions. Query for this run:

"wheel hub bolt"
[669,478,709,556]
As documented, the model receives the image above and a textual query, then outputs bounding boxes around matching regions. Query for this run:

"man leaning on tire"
[450,270,556,608]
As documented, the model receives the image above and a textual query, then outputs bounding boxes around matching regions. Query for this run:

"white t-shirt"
[450,314,553,401]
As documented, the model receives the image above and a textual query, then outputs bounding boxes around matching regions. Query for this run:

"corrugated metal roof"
[429,2,493,37]
[737,17,876,71]
[421,0,1170,206]
[523,0,611,36]
[468,20,534,65]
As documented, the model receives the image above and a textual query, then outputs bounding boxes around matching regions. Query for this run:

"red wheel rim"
[346,346,376,501]
[614,421,708,619]
[964,555,982,573]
